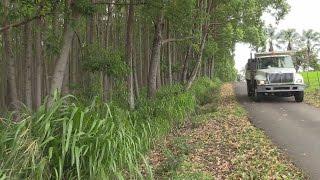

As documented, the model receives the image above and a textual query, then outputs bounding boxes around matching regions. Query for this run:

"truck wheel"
[294,91,304,103]
[253,88,263,102]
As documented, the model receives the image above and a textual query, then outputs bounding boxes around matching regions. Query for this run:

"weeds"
[0,77,218,179]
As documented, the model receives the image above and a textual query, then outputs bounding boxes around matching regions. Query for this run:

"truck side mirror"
[247,59,257,71]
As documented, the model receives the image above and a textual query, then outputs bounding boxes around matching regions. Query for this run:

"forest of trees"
[0,0,290,113]
[0,0,295,179]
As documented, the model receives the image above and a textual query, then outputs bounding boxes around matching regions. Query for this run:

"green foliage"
[302,71,320,91]
[0,78,220,179]
[165,0,196,34]
[302,71,320,108]
[189,77,221,105]
[82,44,128,78]
[44,30,61,57]
[74,0,96,16]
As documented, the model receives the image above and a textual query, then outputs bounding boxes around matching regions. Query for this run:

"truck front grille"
[267,73,294,84]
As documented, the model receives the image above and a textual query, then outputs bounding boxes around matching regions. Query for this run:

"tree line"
[0,0,289,113]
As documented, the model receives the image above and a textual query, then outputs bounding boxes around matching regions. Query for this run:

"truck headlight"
[257,80,266,85]
[295,79,303,84]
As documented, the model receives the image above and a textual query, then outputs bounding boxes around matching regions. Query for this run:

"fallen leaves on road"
[148,83,306,179]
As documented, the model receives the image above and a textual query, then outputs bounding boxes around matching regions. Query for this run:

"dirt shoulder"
[148,83,306,179]
[305,91,320,108]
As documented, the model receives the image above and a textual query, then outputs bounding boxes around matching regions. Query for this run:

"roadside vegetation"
[149,84,306,179]
[302,71,320,108]
[0,0,300,179]
[0,78,220,179]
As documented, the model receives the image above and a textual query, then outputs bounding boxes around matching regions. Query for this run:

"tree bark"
[102,2,115,102]
[48,19,76,107]
[25,23,33,109]
[35,18,43,109]
[137,22,143,87]
[142,21,150,87]
[181,45,192,83]
[2,0,19,111]
[62,59,70,95]
[148,13,163,98]
[125,2,135,109]
[209,56,215,78]
[167,21,173,85]
[133,52,140,99]
[186,32,208,90]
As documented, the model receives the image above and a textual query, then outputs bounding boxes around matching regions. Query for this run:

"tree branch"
[161,36,195,45]
[0,14,49,33]
[94,1,146,5]
[0,0,145,33]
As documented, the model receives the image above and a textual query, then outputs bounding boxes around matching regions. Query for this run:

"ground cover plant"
[149,84,306,179]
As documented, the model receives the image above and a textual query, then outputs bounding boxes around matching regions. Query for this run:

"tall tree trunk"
[62,59,70,95]
[125,2,135,109]
[167,22,173,85]
[157,49,162,89]
[209,55,215,78]
[148,13,163,98]
[137,22,143,87]
[35,18,43,109]
[25,23,33,109]
[181,45,192,83]
[0,39,7,110]
[142,21,150,87]
[133,52,140,99]
[103,3,115,102]
[2,0,19,111]
[48,20,76,106]
[186,32,208,90]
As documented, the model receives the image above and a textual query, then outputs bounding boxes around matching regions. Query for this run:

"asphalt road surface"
[235,82,320,179]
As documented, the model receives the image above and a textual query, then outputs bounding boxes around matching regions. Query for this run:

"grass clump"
[189,77,222,106]
[0,78,218,179]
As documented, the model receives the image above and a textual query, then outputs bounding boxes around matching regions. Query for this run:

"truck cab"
[245,52,305,102]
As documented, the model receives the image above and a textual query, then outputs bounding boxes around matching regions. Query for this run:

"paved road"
[235,82,320,179]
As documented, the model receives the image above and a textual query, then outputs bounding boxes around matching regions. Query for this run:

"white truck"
[245,52,305,102]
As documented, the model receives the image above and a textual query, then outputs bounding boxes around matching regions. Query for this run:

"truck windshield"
[258,56,294,69]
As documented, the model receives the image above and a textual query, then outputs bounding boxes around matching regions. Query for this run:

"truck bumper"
[256,84,305,93]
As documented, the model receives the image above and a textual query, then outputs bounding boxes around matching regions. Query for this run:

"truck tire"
[246,80,254,97]
[253,88,263,102]
[294,91,304,103]
[252,82,263,102]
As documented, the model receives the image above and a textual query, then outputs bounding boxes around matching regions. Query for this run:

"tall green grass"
[302,71,320,92]
[0,78,220,179]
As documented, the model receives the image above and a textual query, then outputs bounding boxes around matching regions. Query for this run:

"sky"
[234,0,320,72]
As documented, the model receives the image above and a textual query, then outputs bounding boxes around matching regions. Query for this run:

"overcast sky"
[234,0,320,72]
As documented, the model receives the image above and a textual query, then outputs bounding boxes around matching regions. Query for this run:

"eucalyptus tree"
[1,0,19,111]
[125,0,135,109]
[0,0,291,112]
[142,0,195,97]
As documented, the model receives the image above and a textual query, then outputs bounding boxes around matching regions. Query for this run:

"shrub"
[190,77,222,105]
[0,78,220,179]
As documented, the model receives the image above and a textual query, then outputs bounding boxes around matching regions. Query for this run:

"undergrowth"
[0,77,220,179]
[150,84,305,179]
